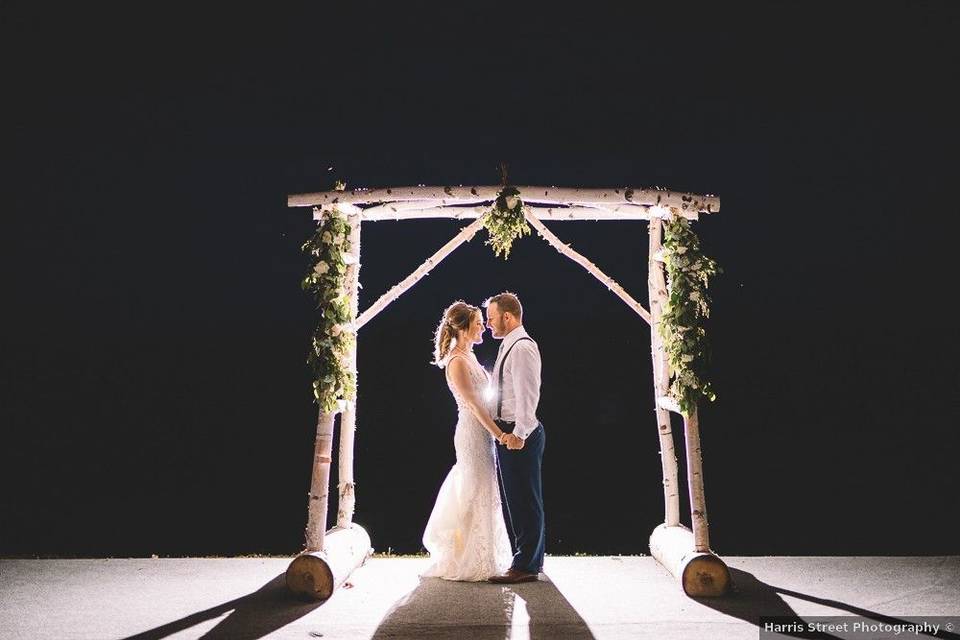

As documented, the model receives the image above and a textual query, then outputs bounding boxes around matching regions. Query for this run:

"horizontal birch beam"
[524,211,652,325]
[315,204,698,222]
[291,186,720,214]
[354,217,486,330]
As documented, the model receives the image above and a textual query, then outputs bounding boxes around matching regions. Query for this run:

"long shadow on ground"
[120,573,322,640]
[698,568,958,639]
[372,574,595,640]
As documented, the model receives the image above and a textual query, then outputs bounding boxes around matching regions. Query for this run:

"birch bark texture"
[292,185,720,214]
[683,406,711,552]
[341,204,698,222]
[304,410,335,552]
[337,214,361,527]
[286,524,372,601]
[647,217,681,527]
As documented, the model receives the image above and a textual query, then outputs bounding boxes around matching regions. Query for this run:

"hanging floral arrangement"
[482,185,531,259]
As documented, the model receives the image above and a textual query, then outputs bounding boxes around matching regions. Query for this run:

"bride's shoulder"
[444,353,469,371]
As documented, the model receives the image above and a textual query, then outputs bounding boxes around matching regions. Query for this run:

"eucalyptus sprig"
[301,206,357,413]
[658,213,722,415]
[481,186,531,259]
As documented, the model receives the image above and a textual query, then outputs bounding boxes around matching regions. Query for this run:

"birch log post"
[648,402,730,597]
[337,214,361,527]
[287,213,372,602]
[647,215,730,596]
[648,411,731,597]
[355,217,486,330]
[523,211,651,324]
[303,410,336,552]
[647,217,681,527]
[684,405,710,552]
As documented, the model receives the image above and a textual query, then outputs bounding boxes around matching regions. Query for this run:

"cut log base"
[649,523,731,597]
[286,524,372,601]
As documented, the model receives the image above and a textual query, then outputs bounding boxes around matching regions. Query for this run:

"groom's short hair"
[484,292,523,320]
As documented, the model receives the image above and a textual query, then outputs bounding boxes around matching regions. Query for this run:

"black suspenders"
[496,337,534,419]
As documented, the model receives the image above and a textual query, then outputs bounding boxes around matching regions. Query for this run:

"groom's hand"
[504,434,525,450]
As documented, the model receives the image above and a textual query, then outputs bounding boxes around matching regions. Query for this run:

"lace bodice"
[445,353,490,413]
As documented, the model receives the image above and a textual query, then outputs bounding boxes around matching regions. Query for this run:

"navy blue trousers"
[495,422,545,574]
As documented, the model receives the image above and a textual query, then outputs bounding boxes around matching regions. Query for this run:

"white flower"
[690,290,701,302]
[333,233,345,245]
[341,252,357,265]
[314,261,329,275]
[321,231,333,243]
[682,354,694,363]
[675,246,688,254]
[330,324,342,336]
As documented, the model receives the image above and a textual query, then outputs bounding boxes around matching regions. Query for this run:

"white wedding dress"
[421,352,513,581]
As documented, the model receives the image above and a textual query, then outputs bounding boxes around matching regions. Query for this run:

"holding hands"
[499,432,525,450]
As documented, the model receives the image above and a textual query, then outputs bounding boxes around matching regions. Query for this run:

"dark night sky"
[3,3,959,558]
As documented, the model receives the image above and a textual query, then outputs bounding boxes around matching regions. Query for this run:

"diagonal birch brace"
[354,217,486,331]
[523,210,652,324]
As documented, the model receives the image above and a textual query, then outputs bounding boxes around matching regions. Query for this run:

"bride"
[421,301,513,581]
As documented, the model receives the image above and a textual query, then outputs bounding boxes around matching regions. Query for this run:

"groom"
[484,292,546,584]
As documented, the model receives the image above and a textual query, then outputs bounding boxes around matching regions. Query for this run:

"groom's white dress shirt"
[493,326,542,440]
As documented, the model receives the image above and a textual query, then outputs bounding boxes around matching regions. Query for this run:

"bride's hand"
[505,434,525,450]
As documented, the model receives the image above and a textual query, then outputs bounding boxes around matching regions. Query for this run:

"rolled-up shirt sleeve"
[510,341,542,439]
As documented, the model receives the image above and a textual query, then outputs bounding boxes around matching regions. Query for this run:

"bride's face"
[462,311,484,346]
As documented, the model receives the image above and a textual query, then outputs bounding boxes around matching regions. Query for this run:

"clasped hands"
[499,433,525,450]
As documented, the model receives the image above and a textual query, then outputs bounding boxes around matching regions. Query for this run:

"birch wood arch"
[283,185,730,600]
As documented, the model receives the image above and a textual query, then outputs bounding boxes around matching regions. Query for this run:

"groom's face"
[485,303,508,339]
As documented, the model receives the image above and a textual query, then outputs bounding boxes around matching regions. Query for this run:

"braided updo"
[433,300,480,367]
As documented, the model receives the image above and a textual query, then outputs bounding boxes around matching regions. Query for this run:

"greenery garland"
[481,186,531,259]
[301,205,357,413]
[658,213,722,416]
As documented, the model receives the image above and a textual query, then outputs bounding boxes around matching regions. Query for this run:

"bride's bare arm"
[447,358,507,443]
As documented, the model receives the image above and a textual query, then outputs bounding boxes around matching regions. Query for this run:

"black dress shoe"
[488,568,539,584]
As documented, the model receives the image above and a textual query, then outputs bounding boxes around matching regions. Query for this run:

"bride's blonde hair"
[433,300,480,367]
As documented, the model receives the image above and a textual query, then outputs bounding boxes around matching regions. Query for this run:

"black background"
[3,3,958,557]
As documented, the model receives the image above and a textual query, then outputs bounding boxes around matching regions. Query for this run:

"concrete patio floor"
[1,555,958,639]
